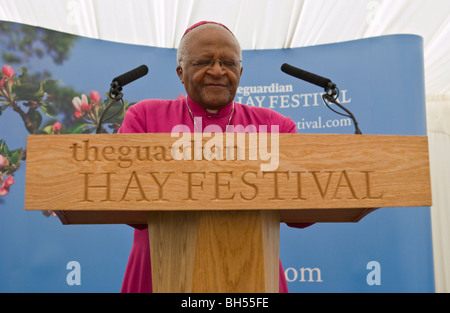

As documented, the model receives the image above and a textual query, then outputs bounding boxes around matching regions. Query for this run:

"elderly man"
[119,21,312,293]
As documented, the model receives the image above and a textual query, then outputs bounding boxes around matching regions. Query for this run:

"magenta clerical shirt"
[118,95,312,293]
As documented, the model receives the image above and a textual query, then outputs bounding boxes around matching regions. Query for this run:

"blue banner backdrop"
[0,21,434,293]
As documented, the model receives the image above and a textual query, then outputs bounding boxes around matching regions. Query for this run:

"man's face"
[176,26,243,111]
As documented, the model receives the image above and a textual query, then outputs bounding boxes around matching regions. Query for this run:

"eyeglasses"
[182,58,242,70]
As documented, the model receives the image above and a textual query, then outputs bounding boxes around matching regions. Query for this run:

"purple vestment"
[118,95,312,293]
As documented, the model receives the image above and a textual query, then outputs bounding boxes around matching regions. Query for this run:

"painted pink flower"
[2,65,14,78]
[0,154,6,168]
[0,188,8,197]
[4,176,14,187]
[72,94,90,113]
[53,122,62,133]
[0,175,14,197]
[90,90,101,103]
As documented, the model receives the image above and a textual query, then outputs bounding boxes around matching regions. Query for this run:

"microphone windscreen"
[113,65,149,87]
[281,63,332,89]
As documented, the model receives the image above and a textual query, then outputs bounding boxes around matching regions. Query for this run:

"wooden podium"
[24,133,431,292]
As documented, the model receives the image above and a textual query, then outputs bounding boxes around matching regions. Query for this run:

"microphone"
[281,63,362,134]
[98,65,149,134]
[112,65,149,87]
[109,65,148,99]
[281,63,336,91]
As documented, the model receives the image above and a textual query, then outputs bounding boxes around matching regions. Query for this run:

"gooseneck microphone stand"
[281,63,362,135]
[96,65,149,134]
[321,84,362,135]
[95,82,124,134]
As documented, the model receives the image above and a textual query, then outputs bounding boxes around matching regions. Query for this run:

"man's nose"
[207,60,226,76]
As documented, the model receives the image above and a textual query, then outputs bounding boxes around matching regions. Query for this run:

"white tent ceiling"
[0,0,449,96]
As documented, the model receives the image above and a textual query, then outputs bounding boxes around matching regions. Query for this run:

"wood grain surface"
[25,133,432,224]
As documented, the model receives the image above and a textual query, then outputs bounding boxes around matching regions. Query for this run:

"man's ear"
[176,65,184,84]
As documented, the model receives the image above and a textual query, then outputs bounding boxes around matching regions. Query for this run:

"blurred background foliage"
[0,22,133,198]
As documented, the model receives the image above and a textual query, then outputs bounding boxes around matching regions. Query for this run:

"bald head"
[176,22,243,111]
[177,22,242,65]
